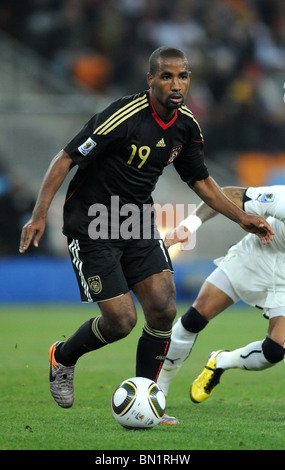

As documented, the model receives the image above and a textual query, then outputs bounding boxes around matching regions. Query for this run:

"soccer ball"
[111,377,166,429]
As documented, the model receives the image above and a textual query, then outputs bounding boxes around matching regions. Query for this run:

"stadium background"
[0,0,284,304]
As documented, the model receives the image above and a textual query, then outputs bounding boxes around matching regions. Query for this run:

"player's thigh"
[193,281,234,320]
[122,238,173,289]
[132,271,176,330]
[121,237,175,328]
[267,315,285,346]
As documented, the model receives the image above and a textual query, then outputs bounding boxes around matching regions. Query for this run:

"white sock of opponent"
[216,340,274,371]
[157,317,197,396]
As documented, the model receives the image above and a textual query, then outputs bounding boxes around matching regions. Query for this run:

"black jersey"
[63,90,209,240]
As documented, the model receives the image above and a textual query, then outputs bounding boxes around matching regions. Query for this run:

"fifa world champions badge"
[78,137,97,156]
[260,193,274,203]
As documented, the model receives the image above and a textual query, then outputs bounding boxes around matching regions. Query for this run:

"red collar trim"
[148,90,178,130]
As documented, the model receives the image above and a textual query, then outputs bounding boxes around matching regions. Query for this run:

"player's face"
[147,57,191,119]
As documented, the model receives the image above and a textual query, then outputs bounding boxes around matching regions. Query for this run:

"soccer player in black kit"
[19,46,274,424]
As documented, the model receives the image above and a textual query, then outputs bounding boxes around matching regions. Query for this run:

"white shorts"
[206,267,240,303]
[206,267,285,320]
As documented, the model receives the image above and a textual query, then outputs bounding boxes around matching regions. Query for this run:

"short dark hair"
[149,46,188,75]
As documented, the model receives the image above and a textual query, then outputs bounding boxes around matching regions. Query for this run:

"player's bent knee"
[117,324,136,340]
[166,300,177,323]
[147,298,176,330]
[115,315,137,340]
[100,312,137,342]
[262,337,285,363]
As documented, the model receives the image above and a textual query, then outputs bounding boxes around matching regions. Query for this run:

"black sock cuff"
[55,316,107,366]
[262,337,285,363]
[181,306,208,333]
[91,317,108,344]
[142,323,172,341]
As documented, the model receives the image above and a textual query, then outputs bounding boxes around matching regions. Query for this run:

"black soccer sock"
[136,323,172,382]
[55,317,108,367]
[181,306,208,333]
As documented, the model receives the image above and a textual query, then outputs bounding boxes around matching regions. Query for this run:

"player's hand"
[239,214,275,245]
[19,218,46,253]
[164,225,189,248]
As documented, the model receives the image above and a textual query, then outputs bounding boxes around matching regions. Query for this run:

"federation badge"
[88,275,102,295]
[78,137,97,156]
[260,192,275,203]
[167,145,182,165]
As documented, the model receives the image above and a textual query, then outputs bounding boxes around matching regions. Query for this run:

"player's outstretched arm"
[19,150,73,253]
[164,185,246,248]
[164,180,275,248]
[192,177,274,244]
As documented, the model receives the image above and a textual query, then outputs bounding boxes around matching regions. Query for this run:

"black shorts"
[67,237,173,302]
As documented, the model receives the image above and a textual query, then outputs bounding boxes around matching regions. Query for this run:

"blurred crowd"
[1,0,285,149]
[0,158,52,256]
[1,0,285,153]
[0,0,285,256]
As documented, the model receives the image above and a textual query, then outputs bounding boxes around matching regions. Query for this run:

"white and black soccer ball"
[111,377,166,429]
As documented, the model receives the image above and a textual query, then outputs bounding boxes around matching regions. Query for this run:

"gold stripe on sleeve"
[178,107,204,140]
[94,95,148,135]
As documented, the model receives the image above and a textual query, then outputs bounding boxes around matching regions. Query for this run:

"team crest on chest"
[167,145,182,165]
[88,275,102,294]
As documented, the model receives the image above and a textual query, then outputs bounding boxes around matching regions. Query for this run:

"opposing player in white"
[157,185,285,404]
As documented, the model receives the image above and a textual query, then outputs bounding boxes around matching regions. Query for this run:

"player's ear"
[147,72,153,88]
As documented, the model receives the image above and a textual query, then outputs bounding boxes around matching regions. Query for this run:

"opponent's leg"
[157,280,233,397]
[215,315,285,371]
[190,316,285,403]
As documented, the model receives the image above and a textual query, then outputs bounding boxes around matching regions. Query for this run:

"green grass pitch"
[1,303,285,451]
